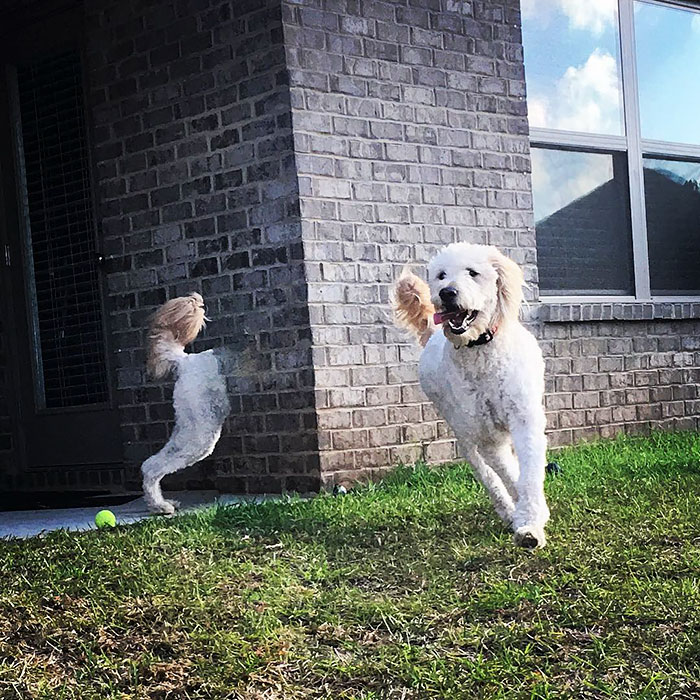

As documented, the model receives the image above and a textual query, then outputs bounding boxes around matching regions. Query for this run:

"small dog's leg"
[141,428,222,515]
[509,421,550,549]
[142,452,186,515]
[477,442,519,503]
[460,443,515,525]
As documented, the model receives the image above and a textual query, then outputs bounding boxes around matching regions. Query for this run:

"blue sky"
[522,0,623,135]
[522,0,700,222]
[521,0,700,144]
[635,2,700,144]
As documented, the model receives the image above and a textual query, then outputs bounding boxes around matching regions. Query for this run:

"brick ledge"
[540,301,700,323]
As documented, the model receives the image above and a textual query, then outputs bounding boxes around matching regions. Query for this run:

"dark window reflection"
[644,158,700,295]
[533,147,634,295]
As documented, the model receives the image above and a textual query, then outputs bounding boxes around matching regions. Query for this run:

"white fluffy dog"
[141,293,230,514]
[393,243,550,548]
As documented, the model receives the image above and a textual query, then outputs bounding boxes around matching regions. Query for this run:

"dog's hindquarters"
[141,350,230,514]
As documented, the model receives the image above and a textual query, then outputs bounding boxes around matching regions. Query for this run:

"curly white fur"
[393,243,550,548]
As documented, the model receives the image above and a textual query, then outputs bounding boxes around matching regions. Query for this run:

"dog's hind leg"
[459,442,515,525]
[141,426,222,514]
[478,441,520,503]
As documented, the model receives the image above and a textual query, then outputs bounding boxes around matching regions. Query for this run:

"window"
[522,0,700,299]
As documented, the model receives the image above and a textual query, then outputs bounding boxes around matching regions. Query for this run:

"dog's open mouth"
[433,309,479,335]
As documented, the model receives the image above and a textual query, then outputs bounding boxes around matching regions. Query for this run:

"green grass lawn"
[2,432,700,699]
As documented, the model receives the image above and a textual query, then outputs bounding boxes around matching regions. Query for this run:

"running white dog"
[393,243,549,548]
[141,293,230,514]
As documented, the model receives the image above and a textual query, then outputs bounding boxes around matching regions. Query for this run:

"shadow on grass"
[191,430,700,556]
[207,468,507,549]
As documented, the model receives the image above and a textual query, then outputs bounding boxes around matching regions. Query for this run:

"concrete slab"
[0,491,283,540]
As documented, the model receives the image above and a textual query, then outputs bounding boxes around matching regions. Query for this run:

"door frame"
[0,0,123,473]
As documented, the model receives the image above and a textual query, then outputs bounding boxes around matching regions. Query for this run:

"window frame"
[528,0,700,303]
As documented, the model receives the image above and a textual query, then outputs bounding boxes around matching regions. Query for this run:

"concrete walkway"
[0,491,281,539]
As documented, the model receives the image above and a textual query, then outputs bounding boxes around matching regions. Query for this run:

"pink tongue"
[434,311,459,325]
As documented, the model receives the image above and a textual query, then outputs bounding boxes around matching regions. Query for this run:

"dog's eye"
[437,271,446,280]
[467,268,478,278]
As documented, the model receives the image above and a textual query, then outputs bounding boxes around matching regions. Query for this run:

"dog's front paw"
[513,525,546,549]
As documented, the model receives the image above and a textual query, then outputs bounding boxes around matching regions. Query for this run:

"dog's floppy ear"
[490,250,524,327]
[392,268,435,347]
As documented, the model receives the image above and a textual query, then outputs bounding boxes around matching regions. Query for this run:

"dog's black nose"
[439,287,458,303]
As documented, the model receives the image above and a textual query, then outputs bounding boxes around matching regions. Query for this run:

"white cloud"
[522,0,616,35]
[692,13,700,35]
[520,0,539,22]
[558,0,617,35]
[528,49,622,135]
[527,98,549,128]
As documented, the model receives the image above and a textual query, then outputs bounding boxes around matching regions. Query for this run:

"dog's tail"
[147,292,207,379]
[392,270,435,347]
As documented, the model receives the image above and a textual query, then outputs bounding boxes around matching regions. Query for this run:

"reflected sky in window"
[645,159,700,187]
[635,2,700,145]
[532,148,613,222]
[521,0,623,135]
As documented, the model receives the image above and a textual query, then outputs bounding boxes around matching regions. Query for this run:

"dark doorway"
[0,3,122,473]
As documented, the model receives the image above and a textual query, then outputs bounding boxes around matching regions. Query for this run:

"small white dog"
[141,293,231,514]
[393,243,550,548]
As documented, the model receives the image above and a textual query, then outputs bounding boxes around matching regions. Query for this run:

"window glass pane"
[522,0,624,135]
[644,158,700,295]
[635,2,700,145]
[532,147,634,295]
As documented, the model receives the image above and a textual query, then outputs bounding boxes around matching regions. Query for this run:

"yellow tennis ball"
[95,509,116,529]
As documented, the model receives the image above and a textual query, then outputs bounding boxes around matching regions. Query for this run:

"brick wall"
[1,0,698,495]
[541,315,700,447]
[282,0,536,484]
[85,0,319,494]
[281,0,700,484]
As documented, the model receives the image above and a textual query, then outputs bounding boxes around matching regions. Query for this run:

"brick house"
[0,0,698,497]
